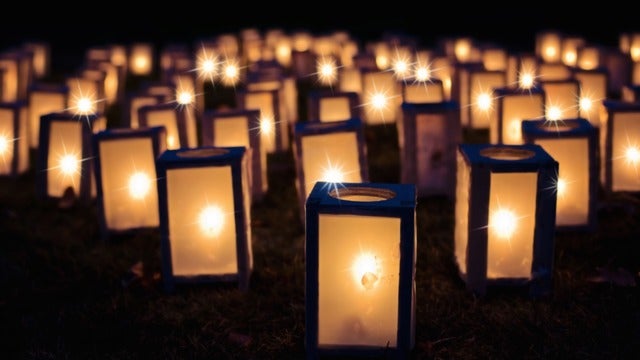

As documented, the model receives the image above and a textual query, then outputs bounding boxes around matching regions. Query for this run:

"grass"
[1,78,640,360]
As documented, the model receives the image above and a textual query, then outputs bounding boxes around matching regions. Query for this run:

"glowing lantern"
[236,88,289,154]
[307,90,360,122]
[454,143,558,296]
[453,64,506,129]
[397,101,461,198]
[522,118,598,231]
[125,90,165,129]
[572,68,608,128]
[293,118,369,221]
[576,45,602,71]
[66,75,105,116]
[305,181,416,358]
[138,103,197,150]
[361,69,401,125]
[22,42,50,79]
[36,111,104,203]
[93,126,166,241]
[0,101,28,177]
[245,62,296,126]
[201,108,267,201]
[540,79,581,121]
[401,78,445,104]
[0,51,23,102]
[536,31,563,64]
[338,66,363,95]
[537,62,571,81]
[482,46,508,72]
[599,100,640,193]
[27,82,68,149]
[156,146,252,292]
[490,86,545,145]
[129,43,154,76]
[560,37,585,67]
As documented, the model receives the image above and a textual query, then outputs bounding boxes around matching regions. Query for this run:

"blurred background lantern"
[0,101,28,177]
[36,111,105,204]
[306,89,361,123]
[572,67,608,128]
[201,108,266,202]
[454,143,558,296]
[539,79,581,121]
[22,41,50,80]
[138,102,197,150]
[156,146,252,292]
[599,100,640,193]
[92,126,166,241]
[27,82,68,149]
[236,88,289,154]
[129,42,154,77]
[125,90,167,129]
[397,101,461,198]
[490,85,545,145]
[522,118,598,231]
[292,118,368,221]
[360,68,401,125]
[305,181,416,358]
[453,63,506,130]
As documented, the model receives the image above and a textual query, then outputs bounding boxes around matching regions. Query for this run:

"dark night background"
[1,6,637,73]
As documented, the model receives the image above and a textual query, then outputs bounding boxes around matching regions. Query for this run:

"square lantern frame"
[92,126,167,241]
[236,87,290,154]
[397,101,461,198]
[27,82,69,149]
[306,89,361,123]
[305,181,416,359]
[293,118,369,222]
[201,108,266,202]
[0,101,29,177]
[156,146,252,293]
[454,143,558,297]
[600,100,640,194]
[522,118,599,232]
[138,102,197,150]
[491,85,546,145]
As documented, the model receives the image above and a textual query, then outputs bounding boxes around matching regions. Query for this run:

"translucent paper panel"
[47,121,82,197]
[454,152,471,275]
[611,112,640,191]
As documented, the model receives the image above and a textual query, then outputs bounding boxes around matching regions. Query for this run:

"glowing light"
[167,135,176,149]
[557,178,567,196]
[631,47,640,62]
[76,97,94,114]
[315,57,337,86]
[321,165,344,183]
[221,59,241,86]
[391,56,411,80]
[579,97,592,112]
[563,51,577,66]
[490,208,517,240]
[59,154,79,175]
[198,205,224,237]
[352,253,380,290]
[371,92,388,110]
[508,119,522,140]
[625,146,640,165]
[413,64,431,82]
[544,46,557,59]
[195,45,219,83]
[176,90,194,106]
[260,115,274,135]
[376,55,389,70]
[519,72,535,89]
[128,172,151,200]
[476,92,492,111]
[134,56,148,71]
[546,106,562,121]
[0,135,8,154]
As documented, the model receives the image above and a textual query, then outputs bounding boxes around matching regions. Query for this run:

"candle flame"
[519,71,535,89]
[176,90,194,105]
[198,205,224,237]
[557,177,567,197]
[490,208,517,240]
[352,253,380,290]
[128,171,151,200]
[221,59,240,86]
[413,64,431,82]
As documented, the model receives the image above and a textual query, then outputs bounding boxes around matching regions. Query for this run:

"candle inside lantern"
[0,133,12,173]
[128,171,151,200]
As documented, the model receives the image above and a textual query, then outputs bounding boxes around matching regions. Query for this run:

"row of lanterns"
[1,27,640,358]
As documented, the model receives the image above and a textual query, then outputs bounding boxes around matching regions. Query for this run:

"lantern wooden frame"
[156,146,252,292]
[454,143,558,296]
[201,108,266,201]
[305,181,416,359]
[92,126,167,241]
[522,118,599,232]
[0,101,29,177]
[397,101,461,198]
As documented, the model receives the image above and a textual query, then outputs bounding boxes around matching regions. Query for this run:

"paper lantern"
[201,108,267,201]
[306,90,360,122]
[482,46,509,72]
[338,66,363,95]
[66,74,106,116]
[454,143,558,296]
[305,181,416,358]
[92,126,166,241]
[0,101,28,177]
[138,103,197,150]
[236,88,289,153]
[599,100,640,193]
[36,111,105,203]
[560,36,585,67]
[490,86,545,145]
[537,62,572,81]
[522,118,598,231]
[540,79,580,121]
[125,91,165,129]
[576,45,603,71]
[536,31,563,64]
[129,43,154,76]
[401,78,445,104]
[27,82,68,149]
[156,146,252,292]
[397,101,461,198]
[0,50,24,102]
[245,61,297,125]
[361,69,401,125]
[22,42,50,79]
[621,84,640,102]
[293,118,369,221]
[572,68,608,127]
[453,63,506,129]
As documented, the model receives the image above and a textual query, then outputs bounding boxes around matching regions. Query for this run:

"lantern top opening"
[480,147,535,161]
[176,148,230,158]
[329,186,395,202]
[536,121,579,132]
